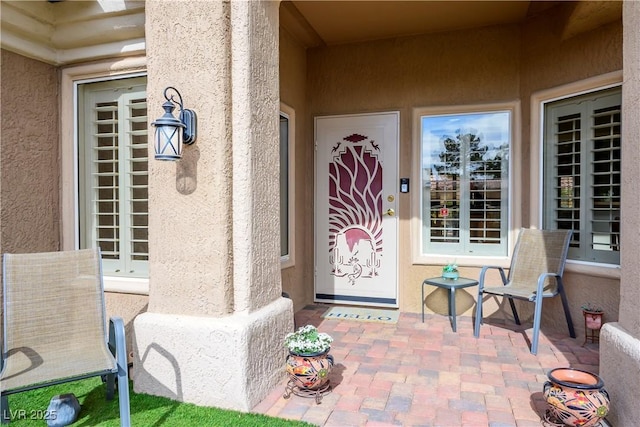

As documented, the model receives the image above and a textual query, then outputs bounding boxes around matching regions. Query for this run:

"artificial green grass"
[5,377,313,426]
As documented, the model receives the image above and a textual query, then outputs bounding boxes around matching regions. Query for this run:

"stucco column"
[133,0,293,411]
[599,2,640,425]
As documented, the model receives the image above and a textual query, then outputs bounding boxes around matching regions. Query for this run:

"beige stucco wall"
[306,23,523,318]
[516,13,622,339]
[135,0,292,410]
[105,292,148,361]
[599,3,640,425]
[0,49,60,347]
[0,49,149,355]
[0,1,624,351]
[301,5,622,339]
[145,0,234,317]
[0,50,60,255]
[279,20,314,312]
[618,0,640,341]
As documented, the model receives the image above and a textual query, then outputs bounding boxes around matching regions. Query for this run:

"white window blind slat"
[420,111,510,256]
[544,88,620,264]
[79,78,148,276]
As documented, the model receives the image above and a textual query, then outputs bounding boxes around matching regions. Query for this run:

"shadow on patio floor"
[254,304,603,426]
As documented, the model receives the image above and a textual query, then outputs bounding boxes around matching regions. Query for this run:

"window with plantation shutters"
[419,110,511,256]
[279,103,296,268]
[78,78,148,277]
[544,87,621,265]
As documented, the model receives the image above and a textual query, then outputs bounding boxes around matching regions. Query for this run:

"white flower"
[284,324,333,355]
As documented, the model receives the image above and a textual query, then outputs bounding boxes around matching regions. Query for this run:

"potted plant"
[283,325,334,399]
[543,367,610,427]
[442,261,459,280]
[581,303,604,330]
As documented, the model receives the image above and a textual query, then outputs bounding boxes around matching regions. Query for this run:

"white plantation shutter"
[590,103,621,259]
[80,78,148,277]
[544,88,621,264]
[421,111,510,257]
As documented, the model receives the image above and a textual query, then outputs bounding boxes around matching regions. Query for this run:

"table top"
[423,276,478,289]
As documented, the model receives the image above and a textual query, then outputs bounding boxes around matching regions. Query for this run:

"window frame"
[279,102,296,269]
[61,58,149,295]
[530,71,622,278]
[412,102,521,268]
[543,88,621,265]
[78,78,149,277]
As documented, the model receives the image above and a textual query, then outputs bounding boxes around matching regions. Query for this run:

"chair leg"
[508,297,520,325]
[530,296,545,355]
[558,281,576,338]
[474,292,483,338]
[1,395,9,424]
[109,317,131,427]
[105,372,116,400]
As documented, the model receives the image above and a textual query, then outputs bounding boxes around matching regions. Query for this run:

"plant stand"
[283,379,332,404]
[583,310,604,345]
[283,348,334,404]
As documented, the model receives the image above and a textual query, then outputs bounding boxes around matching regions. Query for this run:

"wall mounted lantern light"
[152,86,197,161]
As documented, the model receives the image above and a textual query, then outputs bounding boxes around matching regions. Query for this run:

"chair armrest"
[108,317,127,365]
[478,265,508,290]
[531,272,561,301]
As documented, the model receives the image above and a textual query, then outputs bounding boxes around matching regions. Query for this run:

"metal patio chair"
[473,228,576,354]
[1,248,130,426]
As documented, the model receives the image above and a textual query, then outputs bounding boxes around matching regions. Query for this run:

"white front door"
[315,112,399,307]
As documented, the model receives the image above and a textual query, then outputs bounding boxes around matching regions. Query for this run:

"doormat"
[321,306,399,324]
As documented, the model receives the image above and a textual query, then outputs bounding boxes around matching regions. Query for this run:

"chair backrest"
[1,248,116,393]
[507,228,572,294]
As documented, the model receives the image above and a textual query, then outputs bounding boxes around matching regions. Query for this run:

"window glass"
[78,77,148,277]
[420,111,510,256]
[544,88,621,265]
[280,113,290,259]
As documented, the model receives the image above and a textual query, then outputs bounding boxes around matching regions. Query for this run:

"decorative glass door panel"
[315,113,398,307]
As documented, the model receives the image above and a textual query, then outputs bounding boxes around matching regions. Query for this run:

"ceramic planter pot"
[442,271,459,280]
[286,349,334,390]
[543,367,609,427]
[583,310,604,330]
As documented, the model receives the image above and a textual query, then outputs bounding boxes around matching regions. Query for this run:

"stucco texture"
[134,297,292,411]
[146,0,234,317]
[105,292,148,363]
[136,0,293,410]
[618,0,640,342]
[1,49,59,348]
[298,4,622,339]
[305,24,520,324]
[599,3,640,426]
[0,50,60,255]
[279,21,315,312]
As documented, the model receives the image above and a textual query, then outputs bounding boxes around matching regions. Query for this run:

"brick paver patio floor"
[253,304,602,427]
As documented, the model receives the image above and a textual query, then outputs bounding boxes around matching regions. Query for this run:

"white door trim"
[314,111,399,307]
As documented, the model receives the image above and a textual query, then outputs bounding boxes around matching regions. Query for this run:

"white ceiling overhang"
[1,0,145,65]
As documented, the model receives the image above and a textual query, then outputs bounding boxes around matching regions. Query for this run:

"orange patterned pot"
[543,368,609,427]
[286,349,334,390]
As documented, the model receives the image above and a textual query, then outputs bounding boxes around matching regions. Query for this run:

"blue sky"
[422,111,510,169]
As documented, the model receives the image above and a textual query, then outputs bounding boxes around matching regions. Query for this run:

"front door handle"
[386,208,395,217]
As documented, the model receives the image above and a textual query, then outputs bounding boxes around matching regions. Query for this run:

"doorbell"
[400,178,409,193]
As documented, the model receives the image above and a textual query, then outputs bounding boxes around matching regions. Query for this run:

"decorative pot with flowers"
[442,262,459,280]
[543,367,610,427]
[284,325,334,392]
[581,303,604,330]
